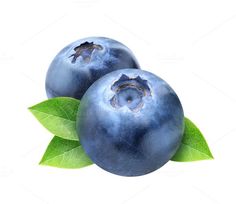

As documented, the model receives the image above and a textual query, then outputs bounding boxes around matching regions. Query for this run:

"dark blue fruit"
[45,37,140,99]
[77,69,184,176]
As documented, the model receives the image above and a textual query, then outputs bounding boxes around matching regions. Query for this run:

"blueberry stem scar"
[110,74,151,111]
[69,42,103,63]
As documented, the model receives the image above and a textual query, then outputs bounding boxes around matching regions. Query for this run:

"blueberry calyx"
[69,42,103,63]
[110,74,151,111]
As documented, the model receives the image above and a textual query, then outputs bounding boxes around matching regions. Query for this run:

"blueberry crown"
[69,42,103,63]
[110,74,151,112]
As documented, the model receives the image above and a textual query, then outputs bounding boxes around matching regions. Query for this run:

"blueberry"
[45,37,140,99]
[77,69,184,176]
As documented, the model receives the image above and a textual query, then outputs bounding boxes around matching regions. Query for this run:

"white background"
[0,0,235,203]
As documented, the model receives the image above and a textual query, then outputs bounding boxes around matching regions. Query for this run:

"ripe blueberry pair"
[45,37,184,176]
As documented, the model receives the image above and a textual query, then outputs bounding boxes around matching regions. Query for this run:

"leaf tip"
[27,106,33,111]
[206,148,214,160]
[38,161,44,166]
[39,157,45,165]
[28,105,36,114]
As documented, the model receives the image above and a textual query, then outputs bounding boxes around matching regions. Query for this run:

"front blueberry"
[45,37,140,99]
[77,69,184,176]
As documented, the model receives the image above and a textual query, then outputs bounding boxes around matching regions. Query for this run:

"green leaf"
[171,117,214,162]
[40,136,93,168]
[29,97,79,141]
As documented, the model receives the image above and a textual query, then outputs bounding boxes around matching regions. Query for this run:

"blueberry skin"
[77,69,184,176]
[45,37,140,99]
